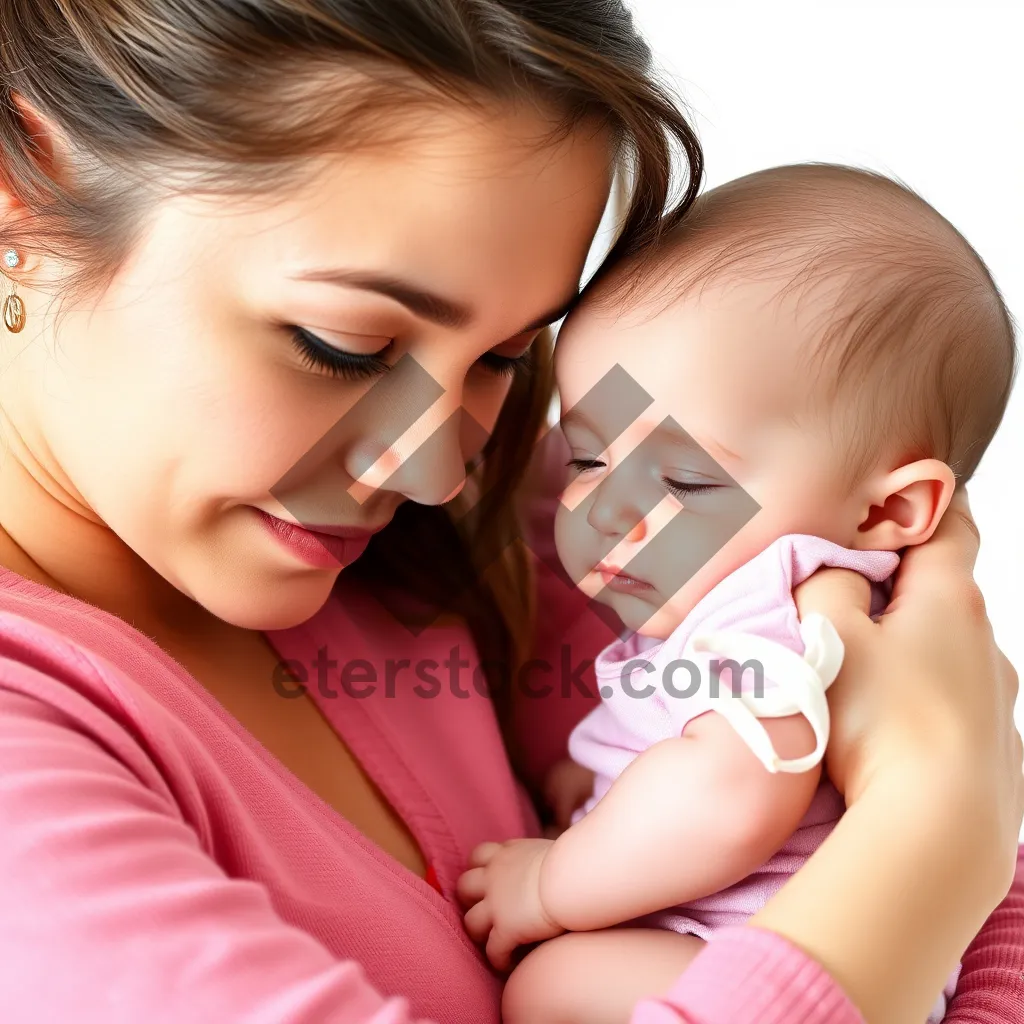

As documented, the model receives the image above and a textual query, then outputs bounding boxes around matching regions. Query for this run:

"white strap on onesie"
[687,612,845,774]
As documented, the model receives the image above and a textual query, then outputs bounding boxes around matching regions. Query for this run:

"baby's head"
[554,164,1017,638]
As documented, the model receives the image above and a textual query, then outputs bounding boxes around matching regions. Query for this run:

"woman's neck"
[0,434,230,644]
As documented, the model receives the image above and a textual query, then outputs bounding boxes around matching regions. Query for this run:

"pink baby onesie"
[568,534,959,1023]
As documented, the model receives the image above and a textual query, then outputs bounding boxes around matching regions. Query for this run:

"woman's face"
[4,100,611,629]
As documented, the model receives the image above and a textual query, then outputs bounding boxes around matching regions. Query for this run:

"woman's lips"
[595,562,654,593]
[255,509,385,570]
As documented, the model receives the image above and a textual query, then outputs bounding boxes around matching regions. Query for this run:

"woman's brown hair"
[0,0,703,766]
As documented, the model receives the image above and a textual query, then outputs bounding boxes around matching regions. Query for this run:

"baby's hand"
[542,758,595,835]
[456,838,564,971]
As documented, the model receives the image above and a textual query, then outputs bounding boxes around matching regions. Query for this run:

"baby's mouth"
[594,561,655,594]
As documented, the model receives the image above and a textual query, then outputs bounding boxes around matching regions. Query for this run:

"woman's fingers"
[794,567,873,640]
[889,490,982,609]
[997,649,1020,703]
[934,488,981,571]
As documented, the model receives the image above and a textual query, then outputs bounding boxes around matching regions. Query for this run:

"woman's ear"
[0,94,69,221]
[11,93,63,178]
[851,459,956,551]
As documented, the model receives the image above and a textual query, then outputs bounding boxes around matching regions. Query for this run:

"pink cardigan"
[0,557,1020,1023]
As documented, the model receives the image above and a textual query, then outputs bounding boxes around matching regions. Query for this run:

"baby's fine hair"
[605,163,1018,485]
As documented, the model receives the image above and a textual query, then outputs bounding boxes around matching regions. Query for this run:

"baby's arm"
[540,712,821,932]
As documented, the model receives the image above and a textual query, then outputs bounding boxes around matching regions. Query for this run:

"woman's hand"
[796,490,1023,880]
[751,490,1023,1024]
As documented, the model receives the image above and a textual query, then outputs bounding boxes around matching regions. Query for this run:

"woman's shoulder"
[0,568,149,696]
[0,569,236,787]
[0,570,221,831]
[0,568,185,703]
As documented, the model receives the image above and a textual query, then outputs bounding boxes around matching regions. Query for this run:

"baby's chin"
[580,530,779,639]
[626,604,688,641]
[608,560,748,639]
[591,590,687,641]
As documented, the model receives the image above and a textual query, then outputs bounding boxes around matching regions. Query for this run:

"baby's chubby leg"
[501,928,703,1024]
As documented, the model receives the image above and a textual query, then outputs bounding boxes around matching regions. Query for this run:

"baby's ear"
[850,459,956,551]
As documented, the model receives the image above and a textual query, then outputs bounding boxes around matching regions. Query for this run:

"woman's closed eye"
[475,329,540,379]
[289,326,394,381]
[477,347,534,378]
[288,325,538,381]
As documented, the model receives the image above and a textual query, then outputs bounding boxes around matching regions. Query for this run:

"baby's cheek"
[748,433,853,533]
[557,473,599,514]
[758,483,849,541]
[553,483,594,553]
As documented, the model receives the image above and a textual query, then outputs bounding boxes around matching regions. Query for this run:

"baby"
[456,164,1018,1024]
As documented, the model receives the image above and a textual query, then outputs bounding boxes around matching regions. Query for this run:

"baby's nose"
[585,486,649,541]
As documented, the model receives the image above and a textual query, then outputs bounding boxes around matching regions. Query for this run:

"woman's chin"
[196,571,340,632]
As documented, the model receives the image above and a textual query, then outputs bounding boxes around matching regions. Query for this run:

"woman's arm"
[631,925,865,1024]
[944,845,1024,1023]
[746,756,1011,1023]
[0,670,433,1024]
[630,494,1024,1024]
[631,849,1024,1024]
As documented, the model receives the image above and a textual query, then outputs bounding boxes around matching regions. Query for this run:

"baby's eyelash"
[565,460,721,498]
[567,458,605,472]
[663,478,719,498]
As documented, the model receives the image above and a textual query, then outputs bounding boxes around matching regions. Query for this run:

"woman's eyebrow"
[292,267,578,334]
[291,269,474,328]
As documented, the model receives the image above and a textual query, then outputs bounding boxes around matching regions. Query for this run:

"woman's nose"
[383,405,468,505]
[344,391,468,508]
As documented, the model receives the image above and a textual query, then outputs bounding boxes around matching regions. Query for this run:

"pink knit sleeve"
[629,851,1024,1024]
[0,661,433,1024]
[629,927,864,1024]
[943,846,1024,1022]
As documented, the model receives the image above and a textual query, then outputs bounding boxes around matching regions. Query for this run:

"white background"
[624,0,1024,836]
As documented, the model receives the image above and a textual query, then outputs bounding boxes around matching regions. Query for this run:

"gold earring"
[3,249,26,333]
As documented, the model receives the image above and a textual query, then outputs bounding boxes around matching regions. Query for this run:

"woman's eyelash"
[289,327,392,381]
[289,327,534,382]
[663,478,719,498]
[478,348,535,379]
